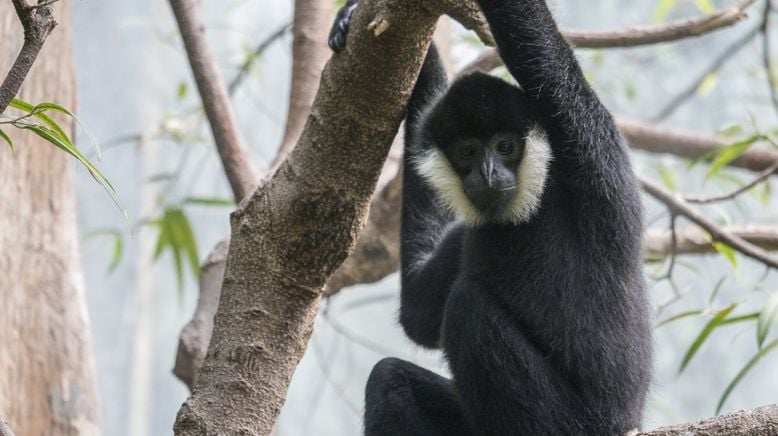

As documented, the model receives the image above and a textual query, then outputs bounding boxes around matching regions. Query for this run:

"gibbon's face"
[415,73,552,226]
[445,132,525,216]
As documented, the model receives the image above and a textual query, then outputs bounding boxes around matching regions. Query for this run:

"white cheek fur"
[414,125,552,226]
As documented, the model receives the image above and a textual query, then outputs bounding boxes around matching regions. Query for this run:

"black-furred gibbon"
[329,1,652,434]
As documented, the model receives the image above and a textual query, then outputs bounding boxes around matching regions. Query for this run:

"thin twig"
[0,0,57,112]
[641,177,778,268]
[458,0,757,76]
[228,23,292,95]
[653,25,760,121]
[685,159,778,203]
[761,0,778,119]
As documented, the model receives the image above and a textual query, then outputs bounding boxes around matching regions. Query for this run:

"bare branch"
[637,404,778,435]
[459,0,756,75]
[565,0,755,49]
[761,0,778,119]
[640,177,778,269]
[617,117,778,173]
[646,225,778,256]
[228,23,292,95]
[0,0,57,112]
[685,160,778,203]
[169,0,258,202]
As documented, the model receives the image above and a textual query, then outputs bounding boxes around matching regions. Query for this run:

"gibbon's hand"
[328,0,358,53]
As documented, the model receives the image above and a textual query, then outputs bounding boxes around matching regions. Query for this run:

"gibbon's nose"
[480,158,495,188]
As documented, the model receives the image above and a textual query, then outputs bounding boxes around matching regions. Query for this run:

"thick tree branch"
[618,117,778,173]
[0,0,57,113]
[169,0,258,202]
[641,178,778,268]
[645,225,778,256]
[171,0,456,432]
[637,404,778,435]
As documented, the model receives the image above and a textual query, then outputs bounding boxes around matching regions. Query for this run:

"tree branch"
[228,23,292,96]
[0,0,57,113]
[640,178,778,268]
[460,0,756,76]
[172,0,451,432]
[637,404,778,435]
[169,0,258,202]
[645,225,778,256]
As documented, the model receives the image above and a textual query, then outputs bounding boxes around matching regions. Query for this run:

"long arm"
[476,0,643,253]
[399,44,465,349]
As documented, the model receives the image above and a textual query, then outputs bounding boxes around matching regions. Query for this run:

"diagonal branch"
[640,177,778,269]
[169,0,258,202]
[0,0,57,113]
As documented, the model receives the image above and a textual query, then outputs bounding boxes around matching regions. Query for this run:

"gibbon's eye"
[496,140,513,155]
[459,145,475,159]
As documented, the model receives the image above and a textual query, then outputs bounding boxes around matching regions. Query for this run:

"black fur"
[330,1,652,435]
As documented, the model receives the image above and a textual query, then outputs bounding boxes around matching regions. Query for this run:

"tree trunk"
[0,2,100,435]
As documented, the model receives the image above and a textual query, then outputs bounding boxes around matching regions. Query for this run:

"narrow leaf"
[757,293,778,348]
[712,242,738,273]
[183,196,236,207]
[657,310,704,328]
[707,135,763,178]
[679,304,737,373]
[0,129,12,154]
[716,339,778,414]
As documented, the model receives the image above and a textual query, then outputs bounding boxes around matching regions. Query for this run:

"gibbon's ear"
[414,124,552,226]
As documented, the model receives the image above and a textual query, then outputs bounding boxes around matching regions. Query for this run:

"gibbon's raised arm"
[476,0,633,189]
[399,44,465,349]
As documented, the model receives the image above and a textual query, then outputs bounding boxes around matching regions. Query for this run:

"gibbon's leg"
[364,358,474,436]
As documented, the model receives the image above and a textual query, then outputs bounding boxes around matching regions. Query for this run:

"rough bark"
[0,1,100,434]
[173,241,228,390]
[645,225,778,256]
[638,404,778,435]
[172,0,467,432]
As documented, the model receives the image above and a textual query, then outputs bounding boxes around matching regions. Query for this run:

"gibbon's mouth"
[468,185,518,213]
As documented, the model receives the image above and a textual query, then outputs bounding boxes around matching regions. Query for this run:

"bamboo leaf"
[183,196,236,207]
[712,242,738,273]
[0,129,12,154]
[34,101,101,159]
[707,135,763,179]
[757,293,778,348]
[656,310,704,328]
[716,339,778,414]
[679,304,737,373]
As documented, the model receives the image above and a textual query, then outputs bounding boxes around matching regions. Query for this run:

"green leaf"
[84,229,124,272]
[696,73,718,97]
[183,196,236,207]
[151,208,200,293]
[658,164,677,191]
[177,82,188,100]
[757,293,778,348]
[652,0,677,23]
[716,339,778,414]
[10,98,73,148]
[712,242,738,273]
[679,304,737,374]
[707,135,763,178]
[0,128,12,154]
[709,276,727,304]
[693,0,716,14]
[718,124,744,138]
[33,101,101,159]
[720,312,759,326]
[657,310,704,328]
